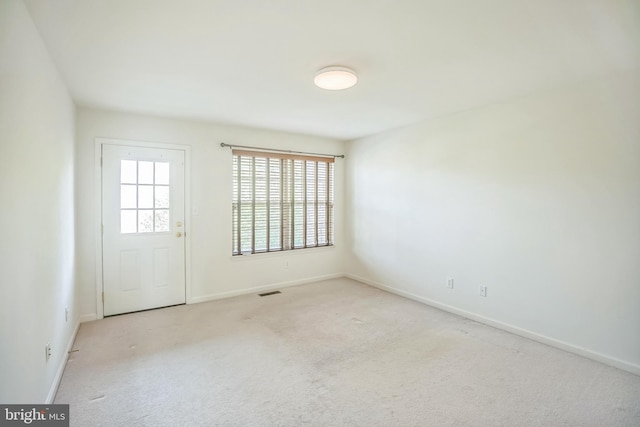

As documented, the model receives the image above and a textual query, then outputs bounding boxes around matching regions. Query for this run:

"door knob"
[176,232,183,238]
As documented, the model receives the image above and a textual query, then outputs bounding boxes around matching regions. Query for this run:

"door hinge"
[102,292,104,303]
[101,224,104,235]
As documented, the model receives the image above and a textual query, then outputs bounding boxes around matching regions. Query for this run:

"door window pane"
[138,161,154,184]
[155,209,170,232]
[121,210,137,234]
[120,185,137,209]
[138,210,154,233]
[155,186,169,208]
[121,160,137,184]
[155,162,170,185]
[138,185,153,209]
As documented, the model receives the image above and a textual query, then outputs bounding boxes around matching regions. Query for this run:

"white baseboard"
[189,273,344,304]
[46,319,80,404]
[79,313,97,323]
[345,273,640,377]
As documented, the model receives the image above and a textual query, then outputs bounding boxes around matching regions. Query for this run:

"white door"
[102,144,186,316]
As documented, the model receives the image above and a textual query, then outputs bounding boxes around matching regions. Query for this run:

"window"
[120,160,170,233]
[232,150,334,255]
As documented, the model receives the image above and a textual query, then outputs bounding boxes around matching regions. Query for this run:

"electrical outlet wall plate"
[480,285,487,297]
[446,277,454,289]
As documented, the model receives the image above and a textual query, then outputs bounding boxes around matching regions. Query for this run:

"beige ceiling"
[25,0,640,140]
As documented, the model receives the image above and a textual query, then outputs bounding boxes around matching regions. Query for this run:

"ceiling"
[25,0,640,140]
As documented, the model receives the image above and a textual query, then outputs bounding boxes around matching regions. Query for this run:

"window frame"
[231,149,335,256]
[119,159,171,234]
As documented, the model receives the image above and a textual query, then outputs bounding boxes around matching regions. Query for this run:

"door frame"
[94,137,192,319]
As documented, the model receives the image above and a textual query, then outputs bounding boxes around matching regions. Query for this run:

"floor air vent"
[258,291,281,297]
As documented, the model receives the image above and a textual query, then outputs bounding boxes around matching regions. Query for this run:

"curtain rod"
[220,142,344,159]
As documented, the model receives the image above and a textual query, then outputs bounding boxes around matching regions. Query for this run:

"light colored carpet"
[56,278,640,426]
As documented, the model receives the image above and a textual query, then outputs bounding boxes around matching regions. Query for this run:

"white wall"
[76,109,346,319]
[0,0,77,402]
[345,72,640,372]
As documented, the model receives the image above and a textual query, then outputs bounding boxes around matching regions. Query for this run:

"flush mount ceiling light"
[314,66,358,90]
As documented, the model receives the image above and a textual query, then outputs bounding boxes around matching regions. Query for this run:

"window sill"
[230,245,335,261]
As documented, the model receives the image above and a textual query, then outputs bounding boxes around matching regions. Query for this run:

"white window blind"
[232,150,334,255]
